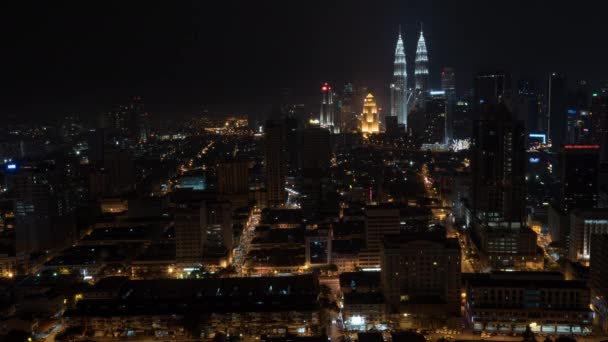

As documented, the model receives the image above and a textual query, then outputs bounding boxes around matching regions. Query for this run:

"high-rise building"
[548,73,568,148]
[414,27,429,94]
[175,203,204,264]
[301,126,331,172]
[390,28,408,128]
[264,119,287,208]
[452,99,472,140]
[470,104,541,270]
[591,90,608,162]
[471,104,526,227]
[13,166,76,255]
[441,67,455,93]
[568,209,608,263]
[360,94,380,134]
[424,91,447,144]
[516,79,540,133]
[217,159,249,195]
[175,200,233,266]
[320,83,335,131]
[441,67,456,143]
[381,232,461,315]
[590,234,608,333]
[560,144,599,212]
[340,82,359,133]
[473,72,511,114]
[359,204,400,268]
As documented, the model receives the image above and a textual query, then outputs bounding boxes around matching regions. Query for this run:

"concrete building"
[381,232,461,328]
[465,272,592,335]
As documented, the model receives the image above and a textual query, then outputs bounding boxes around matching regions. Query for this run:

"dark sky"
[2,0,608,119]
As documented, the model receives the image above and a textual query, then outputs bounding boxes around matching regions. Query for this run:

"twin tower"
[391,26,429,131]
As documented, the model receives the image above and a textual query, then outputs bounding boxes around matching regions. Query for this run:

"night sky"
[2,0,608,119]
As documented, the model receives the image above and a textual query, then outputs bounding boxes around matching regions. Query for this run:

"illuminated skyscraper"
[414,27,429,94]
[360,93,380,134]
[390,27,408,127]
[320,83,335,131]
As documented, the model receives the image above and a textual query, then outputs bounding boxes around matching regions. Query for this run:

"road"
[232,208,261,275]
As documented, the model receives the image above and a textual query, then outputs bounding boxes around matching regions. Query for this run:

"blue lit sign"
[6,164,16,170]
[567,109,577,115]
[528,133,546,144]
[529,157,540,163]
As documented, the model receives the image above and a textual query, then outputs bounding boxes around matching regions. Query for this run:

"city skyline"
[3,1,608,118]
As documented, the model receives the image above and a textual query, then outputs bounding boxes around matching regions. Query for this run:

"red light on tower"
[322,86,328,91]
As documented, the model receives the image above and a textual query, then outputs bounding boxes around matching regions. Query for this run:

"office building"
[174,203,205,265]
[568,208,608,263]
[360,204,400,268]
[473,72,511,114]
[560,144,599,212]
[471,104,526,227]
[424,91,447,144]
[465,272,592,334]
[452,99,472,139]
[590,234,608,333]
[301,126,331,172]
[391,28,408,128]
[548,73,568,148]
[470,104,541,269]
[340,82,359,133]
[360,94,380,134]
[591,91,608,162]
[264,119,287,207]
[516,79,541,133]
[13,167,75,254]
[441,67,456,142]
[175,200,233,266]
[217,159,249,195]
[381,232,461,321]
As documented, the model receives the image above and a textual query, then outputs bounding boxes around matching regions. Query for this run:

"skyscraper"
[548,73,567,148]
[471,104,526,227]
[441,67,455,92]
[264,119,287,207]
[414,27,429,94]
[320,83,335,131]
[360,93,380,134]
[473,72,511,114]
[470,104,541,269]
[424,91,447,144]
[217,159,249,195]
[441,67,456,143]
[560,144,599,213]
[390,28,408,128]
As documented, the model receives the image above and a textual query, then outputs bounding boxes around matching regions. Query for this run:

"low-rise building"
[464,272,592,335]
[65,275,321,339]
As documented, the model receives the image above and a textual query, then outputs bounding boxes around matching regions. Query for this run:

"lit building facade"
[320,83,335,132]
[390,29,408,128]
[360,94,380,134]
[414,28,429,94]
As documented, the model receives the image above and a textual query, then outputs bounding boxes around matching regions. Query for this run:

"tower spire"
[415,23,429,93]
[391,25,408,128]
